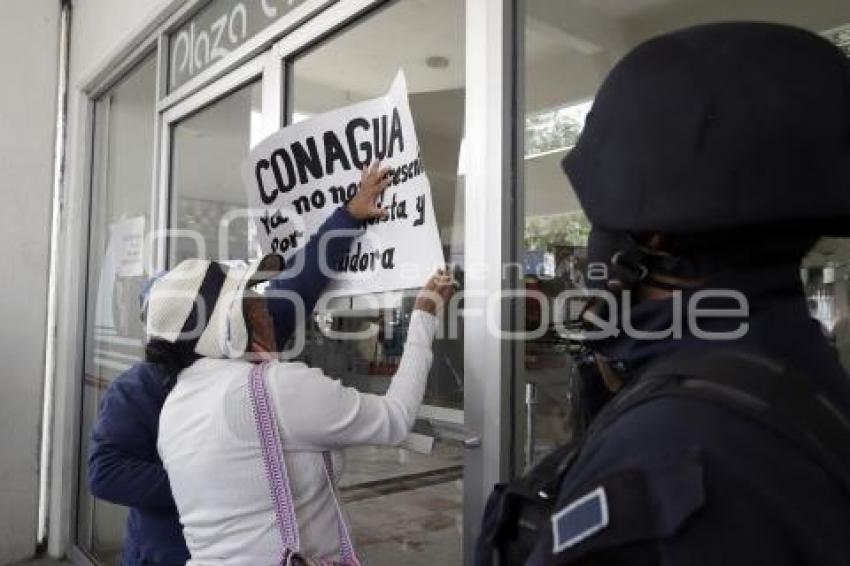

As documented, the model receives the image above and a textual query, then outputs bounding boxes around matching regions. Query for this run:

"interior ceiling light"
[426,55,450,69]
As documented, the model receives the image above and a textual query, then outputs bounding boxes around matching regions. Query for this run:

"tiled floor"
[51,441,466,566]
[346,478,464,565]
[341,440,465,565]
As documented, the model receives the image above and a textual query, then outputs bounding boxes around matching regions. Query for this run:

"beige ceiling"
[294,0,465,102]
[584,0,695,19]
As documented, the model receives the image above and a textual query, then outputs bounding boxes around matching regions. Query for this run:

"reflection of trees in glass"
[525,212,591,250]
[826,26,850,57]
[525,100,593,157]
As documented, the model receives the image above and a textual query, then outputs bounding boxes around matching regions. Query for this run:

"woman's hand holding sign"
[347,161,392,220]
[414,268,455,316]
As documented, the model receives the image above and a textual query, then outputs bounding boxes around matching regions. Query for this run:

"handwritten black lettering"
[270,230,303,255]
[414,195,425,226]
[255,159,276,205]
[270,148,296,194]
[389,107,404,155]
[259,208,289,236]
[335,242,397,273]
[254,108,406,198]
[323,131,351,175]
[291,137,323,184]
[346,117,371,169]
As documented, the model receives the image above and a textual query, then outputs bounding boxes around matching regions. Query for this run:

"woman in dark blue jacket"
[88,163,391,565]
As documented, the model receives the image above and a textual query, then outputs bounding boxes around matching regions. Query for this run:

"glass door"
[286,1,466,563]
[516,0,850,471]
[76,53,157,565]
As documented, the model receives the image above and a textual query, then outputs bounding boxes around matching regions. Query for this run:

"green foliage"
[525,212,591,251]
[525,100,592,156]
[826,27,850,57]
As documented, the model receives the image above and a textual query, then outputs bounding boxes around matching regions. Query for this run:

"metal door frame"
[55,1,518,563]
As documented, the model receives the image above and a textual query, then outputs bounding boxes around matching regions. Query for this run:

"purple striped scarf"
[249,362,360,566]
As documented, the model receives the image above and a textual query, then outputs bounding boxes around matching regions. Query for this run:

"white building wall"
[0,1,59,562]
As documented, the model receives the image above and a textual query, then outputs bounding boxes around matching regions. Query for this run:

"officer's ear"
[637,233,707,299]
[596,355,625,393]
[644,233,666,250]
[636,232,669,252]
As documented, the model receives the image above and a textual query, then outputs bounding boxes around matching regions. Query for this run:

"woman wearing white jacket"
[152,260,453,565]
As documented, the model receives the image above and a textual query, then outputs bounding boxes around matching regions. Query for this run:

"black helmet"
[563,22,850,286]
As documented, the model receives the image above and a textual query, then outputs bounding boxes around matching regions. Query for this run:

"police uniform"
[526,267,850,565]
[494,22,850,565]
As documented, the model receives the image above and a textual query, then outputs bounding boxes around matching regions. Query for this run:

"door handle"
[525,382,538,469]
[426,418,480,449]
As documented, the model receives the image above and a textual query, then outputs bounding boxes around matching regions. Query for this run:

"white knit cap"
[145,254,284,358]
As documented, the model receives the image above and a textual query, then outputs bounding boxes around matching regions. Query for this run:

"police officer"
[482,22,850,565]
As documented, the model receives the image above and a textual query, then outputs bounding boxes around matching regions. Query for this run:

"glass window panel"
[520,0,850,470]
[76,53,157,564]
[169,80,263,264]
[804,240,850,371]
[290,0,464,563]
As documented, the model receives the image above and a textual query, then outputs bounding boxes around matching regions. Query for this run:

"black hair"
[145,338,201,391]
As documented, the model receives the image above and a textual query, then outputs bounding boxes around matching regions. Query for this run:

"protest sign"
[242,71,444,295]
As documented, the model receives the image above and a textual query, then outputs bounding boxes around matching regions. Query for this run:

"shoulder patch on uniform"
[551,486,609,554]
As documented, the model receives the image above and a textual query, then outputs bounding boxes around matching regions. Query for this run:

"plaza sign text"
[169,0,318,91]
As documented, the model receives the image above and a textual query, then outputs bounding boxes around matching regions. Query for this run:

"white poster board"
[113,216,145,277]
[242,71,444,296]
